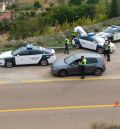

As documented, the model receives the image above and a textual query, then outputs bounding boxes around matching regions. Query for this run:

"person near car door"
[64,36,70,54]
[79,56,87,79]
[103,39,112,62]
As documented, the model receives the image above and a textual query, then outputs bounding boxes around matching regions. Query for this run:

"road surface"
[0,79,120,129]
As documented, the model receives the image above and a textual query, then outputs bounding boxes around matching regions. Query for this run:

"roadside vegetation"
[0,0,120,51]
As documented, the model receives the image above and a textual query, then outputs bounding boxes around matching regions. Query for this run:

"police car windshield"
[64,54,79,64]
[12,47,26,56]
[104,27,116,34]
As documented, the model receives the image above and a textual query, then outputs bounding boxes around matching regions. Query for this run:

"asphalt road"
[0,80,120,129]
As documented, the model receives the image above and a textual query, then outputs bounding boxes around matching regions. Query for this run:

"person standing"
[103,39,112,62]
[79,56,87,79]
[64,36,70,54]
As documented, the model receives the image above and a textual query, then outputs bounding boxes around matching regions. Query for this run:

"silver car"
[51,53,106,77]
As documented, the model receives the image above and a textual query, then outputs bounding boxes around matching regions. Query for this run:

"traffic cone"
[114,100,120,107]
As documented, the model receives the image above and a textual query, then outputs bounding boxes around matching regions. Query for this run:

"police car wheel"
[40,59,48,66]
[5,60,13,68]
[75,43,81,49]
[97,47,104,54]
[94,68,102,76]
[59,70,68,77]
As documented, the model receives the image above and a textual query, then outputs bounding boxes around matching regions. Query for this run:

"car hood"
[52,59,67,68]
[0,51,13,58]
[74,26,87,36]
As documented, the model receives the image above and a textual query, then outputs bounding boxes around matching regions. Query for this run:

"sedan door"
[67,60,80,75]
[28,50,43,64]
[15,50,31,65]
[85,58,98,74]
[113,29,120,41]
[86,37,97,50]
[79,36,89,48]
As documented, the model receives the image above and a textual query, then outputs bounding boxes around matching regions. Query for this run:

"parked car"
[72,34,116,54]
[96,25,120,42]
[0,44,56,68]
[51,53,106,77]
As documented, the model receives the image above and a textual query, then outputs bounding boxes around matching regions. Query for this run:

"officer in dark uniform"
[79,56,87,79]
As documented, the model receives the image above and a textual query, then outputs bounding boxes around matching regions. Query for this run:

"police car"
[72,33,116,54]
[0,44,56,68]
[96,25,120,42]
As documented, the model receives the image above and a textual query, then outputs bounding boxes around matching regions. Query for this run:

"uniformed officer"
[64,36,70,54]
[71,31,77,39]
[79,56,87,79]
[103,39,112,62]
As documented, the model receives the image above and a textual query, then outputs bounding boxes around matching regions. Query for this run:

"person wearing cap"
[103,39,112,62]
[79,56,87,79]
[64,36,70,54]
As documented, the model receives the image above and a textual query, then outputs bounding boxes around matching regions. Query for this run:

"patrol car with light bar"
[96,25,120,42]
[0,44,56,68]
[72,33,116,54]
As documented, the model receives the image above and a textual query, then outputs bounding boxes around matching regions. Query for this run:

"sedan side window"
[18,50,29,56]
[88,37,94,42]
[86,58,98,64]
[30,50,43,55]
[71,59,80,66]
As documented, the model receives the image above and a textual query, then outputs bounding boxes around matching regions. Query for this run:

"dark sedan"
[51,53,106,77]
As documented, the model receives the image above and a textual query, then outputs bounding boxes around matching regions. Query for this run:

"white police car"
[0,44,56,68]
[72,33,116,54]
[96,25,120,42]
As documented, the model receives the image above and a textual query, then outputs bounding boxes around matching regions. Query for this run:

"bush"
[34,1,41,9]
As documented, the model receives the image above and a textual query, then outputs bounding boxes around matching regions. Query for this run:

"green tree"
[69,0,82,5]
[87,0,99,4]
[109,0,119,18]
[34,1,41,9]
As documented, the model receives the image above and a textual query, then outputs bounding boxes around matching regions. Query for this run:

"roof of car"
[75,53,102,58]
[111,25,120,29]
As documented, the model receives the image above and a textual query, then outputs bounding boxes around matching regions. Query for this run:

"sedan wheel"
[94,68,102,76]
[59,70,68,77]
[40,59,48,66]
[5,60,13,68]
[97,47,104,54]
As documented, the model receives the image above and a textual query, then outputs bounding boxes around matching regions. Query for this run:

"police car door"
[87,37,97,50]
[15,50,31,65]
[80,36,89,48]
[113,29,120,41]
[29,50,42,64]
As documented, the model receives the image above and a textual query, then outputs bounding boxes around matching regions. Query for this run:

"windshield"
[12,47,26,56]
[64,54,79,64]
[104,27,116,34]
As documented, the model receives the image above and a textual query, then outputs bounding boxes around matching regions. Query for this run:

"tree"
[109,0,119,18]
[87,0,99,4]
[69,0,82,5]
[34,1,41,9]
